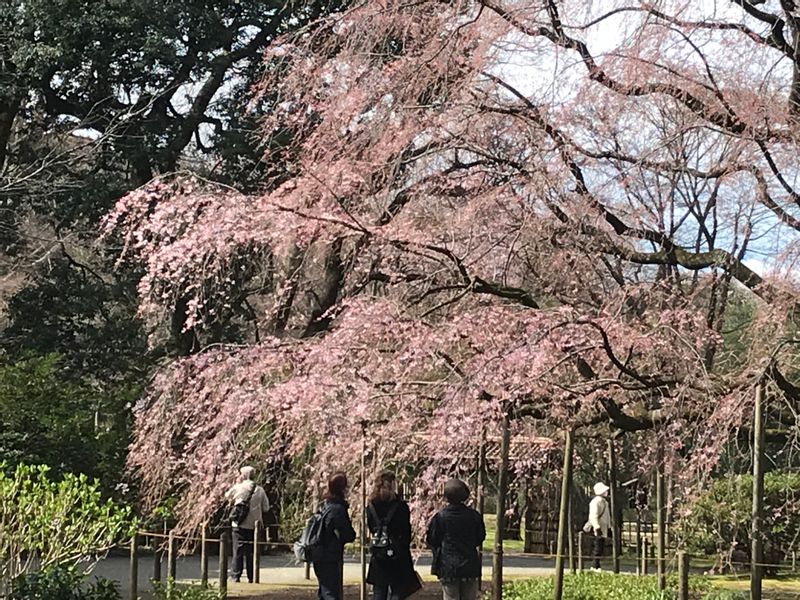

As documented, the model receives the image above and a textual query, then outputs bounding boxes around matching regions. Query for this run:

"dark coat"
[315,498,356,564]
[426,502,485,580]
[366,499,416,589]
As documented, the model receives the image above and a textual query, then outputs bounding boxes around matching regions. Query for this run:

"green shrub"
[150,579,220,600]
[8,564,120,600]
[495,573,746,600]
[0,463,135,589]
[681,472,800,562]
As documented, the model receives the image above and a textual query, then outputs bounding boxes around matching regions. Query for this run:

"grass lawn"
[484,515,525,553]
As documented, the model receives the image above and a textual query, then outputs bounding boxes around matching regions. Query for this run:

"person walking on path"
[366,470,416,600]
[426,478,485,600]
[225,465,270,583]
[313,471,357,600]
[587,482,611,571]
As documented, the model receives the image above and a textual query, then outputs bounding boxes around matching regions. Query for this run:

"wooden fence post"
[305,562,311,580]
[200,526,209,586]
[577,532,584,572]
[678,551,689,600]
[129,534,138,600]
[153,539,162,583]
[167,530,177,582]
[253,521,261,584]
[219,530,229,599]
[641,539,649,575]
[656,442,666,592]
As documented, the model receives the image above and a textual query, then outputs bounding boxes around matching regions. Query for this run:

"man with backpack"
[225,465,270,583]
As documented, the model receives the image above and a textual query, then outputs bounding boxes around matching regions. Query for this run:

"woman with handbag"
[366,471,418,600]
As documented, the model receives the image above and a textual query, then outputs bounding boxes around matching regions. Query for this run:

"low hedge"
[496,573,746,600]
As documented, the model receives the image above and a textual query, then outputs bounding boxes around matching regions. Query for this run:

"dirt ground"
[235,581,448,599]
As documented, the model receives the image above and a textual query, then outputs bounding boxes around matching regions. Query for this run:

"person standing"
[426,479,485,600]
[313,471,357,600]
[366,471,416,600]
[225,465,270,583]
[588,482,611,571]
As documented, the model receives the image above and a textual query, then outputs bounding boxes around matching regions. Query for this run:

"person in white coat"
[225,466,270,583]
[587,482,611,571]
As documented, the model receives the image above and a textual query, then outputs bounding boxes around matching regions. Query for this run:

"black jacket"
[316,498,356,564]
[426,503,485,580]
[366,499,416,588]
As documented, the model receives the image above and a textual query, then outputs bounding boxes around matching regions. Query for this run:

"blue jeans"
[313,561,342,600]
[372,585,401,600]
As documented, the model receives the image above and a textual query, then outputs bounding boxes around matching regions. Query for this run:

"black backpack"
[229,483,256,527]
[294,504,329,563]
[368,501,399,560]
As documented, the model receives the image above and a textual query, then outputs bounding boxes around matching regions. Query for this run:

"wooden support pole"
[635,511,643,576]
[607,438,620,574]
[678,551,689,600]
[577,532,584,572]
[656,442,666,592]
[253,521,261,584]
[219,530,229,599]
[200,526,208,586]
[568,494,576,574]
[477,428,486,591]
[492,412,511,600]
[553,429,574,600]
[167,530,177,582]
[360,422,367,600]
[129,534,138,600]
[751,381,766,600]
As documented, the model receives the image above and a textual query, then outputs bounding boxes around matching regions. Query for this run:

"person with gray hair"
[426,479,485,600]
[225,465,270,583]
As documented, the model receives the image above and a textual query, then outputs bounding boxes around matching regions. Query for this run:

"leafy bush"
[0,464,135,588]
[8,564,120,600]
[496,573,746,600]
[151,579,220,600]
[681,472,800,562]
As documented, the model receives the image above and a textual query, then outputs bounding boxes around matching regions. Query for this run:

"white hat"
[593,482,610,496]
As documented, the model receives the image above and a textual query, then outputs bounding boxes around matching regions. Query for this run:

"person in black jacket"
[366,471,416,600]
[426,479,485,600]
[313,472,357,600]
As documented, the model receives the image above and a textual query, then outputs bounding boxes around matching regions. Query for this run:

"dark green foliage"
[681,472,800,561]
[151,579,220,600]
[9,565,120,600]
[0,355,136,486]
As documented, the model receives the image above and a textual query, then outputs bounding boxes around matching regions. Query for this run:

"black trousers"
[232,527,254,582]
[592,532,606,569]
[313,561,343,600]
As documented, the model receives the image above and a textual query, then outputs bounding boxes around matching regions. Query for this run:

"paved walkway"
[89,551,634,593]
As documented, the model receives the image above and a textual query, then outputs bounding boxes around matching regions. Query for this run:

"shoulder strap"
[597,497,606,517]
[383,500,400,524]
[367,503,380,525]
[368,501,399,527]
[243,482,256,504]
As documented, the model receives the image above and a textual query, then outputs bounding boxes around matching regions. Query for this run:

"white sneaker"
[590,567,602,573]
